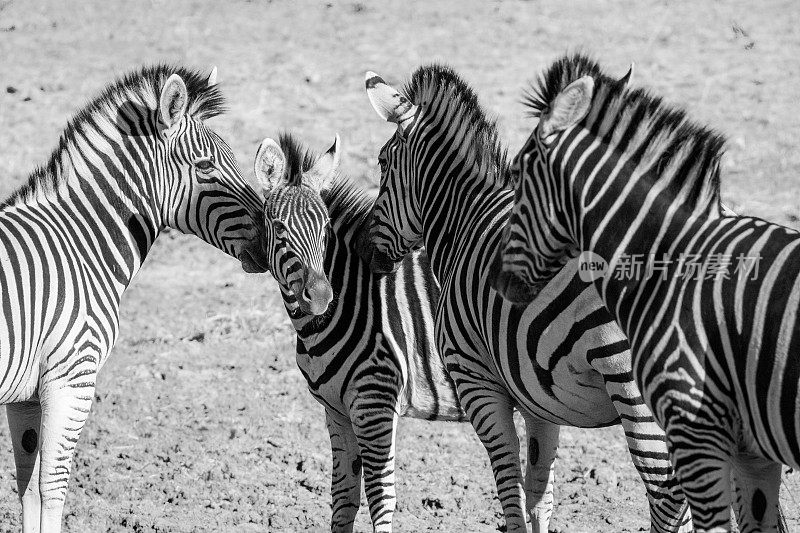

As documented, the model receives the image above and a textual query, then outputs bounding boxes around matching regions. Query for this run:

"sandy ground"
[0,0,799,531]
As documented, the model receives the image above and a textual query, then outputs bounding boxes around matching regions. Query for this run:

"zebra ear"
[540,76,594,139]
[619,62,634,88]
[305,134,340,193]
[207,66,218,87]
[254,138,287,196]
[159,74,188,129]
[365,71,418,130]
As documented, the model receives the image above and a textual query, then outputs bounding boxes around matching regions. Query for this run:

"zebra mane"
[277,132,320,186]
[2,64,225,208]
[276,133,374,233]
[323,179,374,234]
[404,64,509,188]
[525,53,725,211]
[75,63,226,123]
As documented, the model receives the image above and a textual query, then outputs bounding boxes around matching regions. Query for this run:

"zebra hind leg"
[325,411,362,533]
[7,401,43,533]
[731,452,782,533]
[666,424,734,533]
[521,413,559,533]
[459,384,526,533]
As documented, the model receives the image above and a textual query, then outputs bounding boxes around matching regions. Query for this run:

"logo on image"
[578,251,608,282]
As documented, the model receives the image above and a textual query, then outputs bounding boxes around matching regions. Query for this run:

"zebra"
[0,65,268,533]
[492,53,798,532]
[253,131,475,532]
[363,65,693,533]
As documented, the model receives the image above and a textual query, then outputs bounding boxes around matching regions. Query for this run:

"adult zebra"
[0,65,268,533]
[363,65,692,532]
[492,54,797,532]
[253,132,470,532]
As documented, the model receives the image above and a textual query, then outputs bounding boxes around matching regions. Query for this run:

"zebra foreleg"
[731,452,782,533]
[605,382,692,532]
[325,411,362,533]
[349,399,399,533]
[7,401,43,533]
[37,384,95,533]
[521,413,559,533]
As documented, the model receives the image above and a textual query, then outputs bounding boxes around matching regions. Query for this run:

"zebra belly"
[498,356,619,428]
[481,263,622,428]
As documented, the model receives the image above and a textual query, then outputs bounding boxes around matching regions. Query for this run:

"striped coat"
[1,65,267,533]
[495,54,793,532]
[256,134,465,532]
[363,65,691,533]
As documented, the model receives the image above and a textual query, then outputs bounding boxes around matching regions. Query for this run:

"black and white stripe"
[255,134,465,532]
[495,53,794,532]
[364,65,691,533]
[1,65,267,533]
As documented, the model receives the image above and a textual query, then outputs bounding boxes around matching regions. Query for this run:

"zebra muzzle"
[296,269,333,316]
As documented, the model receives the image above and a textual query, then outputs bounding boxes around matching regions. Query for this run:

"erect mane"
[277,132,319,186]
[525,53,725,211]
[277,133,374,233]
[403,64,509,187]
[2,64,225,208]
[323,179,374,233]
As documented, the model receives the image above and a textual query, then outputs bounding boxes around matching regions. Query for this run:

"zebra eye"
[194,158,214,171]
[378,159,388,173]
[272,219,288,235]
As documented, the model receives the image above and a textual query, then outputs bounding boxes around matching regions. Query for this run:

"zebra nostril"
[303,287,311,301]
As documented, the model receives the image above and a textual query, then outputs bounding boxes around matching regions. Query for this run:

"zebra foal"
[253,132,473,532]
[0,65,268,532]
[494,53,796,532]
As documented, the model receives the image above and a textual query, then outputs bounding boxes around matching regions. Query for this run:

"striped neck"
[549,119,725,323]
[5,112,164,298]
[415,128,509,282]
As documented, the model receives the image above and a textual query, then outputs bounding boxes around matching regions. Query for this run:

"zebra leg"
[349,400,398,533]
[325,410,363,533]
[604,383,692,532]
[37,386,95,533]
[459,384,526,532]
[665,425,734,533]
[521,413,559,533]
[731,452,782,533]
[7,401,43,533]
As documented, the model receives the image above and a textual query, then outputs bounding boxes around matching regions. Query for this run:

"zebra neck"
[416,148,510,283]
[575,151,723,334]
[20,135,162,300]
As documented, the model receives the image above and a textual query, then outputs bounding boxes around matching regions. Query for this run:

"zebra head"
[494,62,634,303]
[363,71,424,274]
[156,69,268,273]
[495,75,597,301]
[254,134,338,316]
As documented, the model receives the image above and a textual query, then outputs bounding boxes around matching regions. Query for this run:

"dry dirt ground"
[1,0,799,531]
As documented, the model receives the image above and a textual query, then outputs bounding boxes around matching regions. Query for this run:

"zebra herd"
[0,57,795,532]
